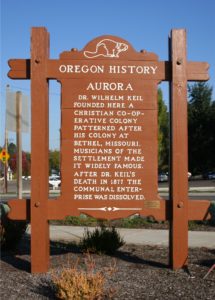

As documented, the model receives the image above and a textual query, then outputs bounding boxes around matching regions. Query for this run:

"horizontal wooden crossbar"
[8,198,211,221]
[8,59,209,81]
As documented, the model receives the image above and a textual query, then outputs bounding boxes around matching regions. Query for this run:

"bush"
[51,254,117,300]
[79,225,124,254]
[120,215,149,228]
[0,203,27,250]
[208,202,215,226]
[59,215,98,226]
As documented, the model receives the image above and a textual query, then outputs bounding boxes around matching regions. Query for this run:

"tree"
[188,82,215,174]
[0,146,3,176]
[7,143,31,176]
[9,151,31,176]
[158,88,169,172]
[8,143,17,156]
[49,150,60,174]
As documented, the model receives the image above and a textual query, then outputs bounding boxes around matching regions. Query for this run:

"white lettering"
[59,64,104,73]
[86,82,133,91]
[59,64,158,75]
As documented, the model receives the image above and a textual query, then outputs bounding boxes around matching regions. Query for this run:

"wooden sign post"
[8,27,210,272]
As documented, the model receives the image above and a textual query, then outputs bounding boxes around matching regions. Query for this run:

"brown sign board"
[59,59,160,218]
[7,28,211,273]
[52,36,164,220]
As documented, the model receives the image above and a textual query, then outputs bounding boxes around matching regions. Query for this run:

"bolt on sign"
[8,28,211,273]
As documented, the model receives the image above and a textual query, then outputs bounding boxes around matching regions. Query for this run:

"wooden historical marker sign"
[58,36,162,219]
[8,27,211,273]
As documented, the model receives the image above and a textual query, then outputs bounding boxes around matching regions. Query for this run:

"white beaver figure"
[84,38,128,58]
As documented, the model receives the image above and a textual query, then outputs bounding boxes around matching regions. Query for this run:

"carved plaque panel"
[56,36,161,217]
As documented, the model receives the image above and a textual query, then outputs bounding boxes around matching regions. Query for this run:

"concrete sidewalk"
[27,226,215,249]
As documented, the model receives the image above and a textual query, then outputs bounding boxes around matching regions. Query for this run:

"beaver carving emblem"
[84,38,128,58]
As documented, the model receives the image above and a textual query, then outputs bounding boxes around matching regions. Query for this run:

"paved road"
[1,179,215,193]
[1,179,214,202]
[1,179,215,190]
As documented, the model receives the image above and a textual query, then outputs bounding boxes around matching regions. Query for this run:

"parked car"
[158,172,191,182]
[22,176,31,180]
[49,175,60,180]
[208,172,215,179]
[49,177,61,189]
[188,172,192,180]
[158,173,168,182]
[203,171,215,180]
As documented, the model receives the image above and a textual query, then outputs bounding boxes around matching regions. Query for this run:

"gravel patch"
[0,237,214,299]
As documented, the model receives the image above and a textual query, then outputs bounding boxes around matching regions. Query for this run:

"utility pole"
[3,85,10,194]
[16,91,22,199]
[3,128,8,193]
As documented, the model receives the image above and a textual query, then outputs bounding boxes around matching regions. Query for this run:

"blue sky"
[1,0,215,151]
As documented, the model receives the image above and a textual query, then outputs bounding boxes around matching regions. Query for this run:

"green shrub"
[189,202,215,228]
[120,215,149,228]
[51,215,98,226]
[188,220,198,230]
[208,202,215,226]
[0,203,27,250]
[80,225,124,254]
[64,215,98,226]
